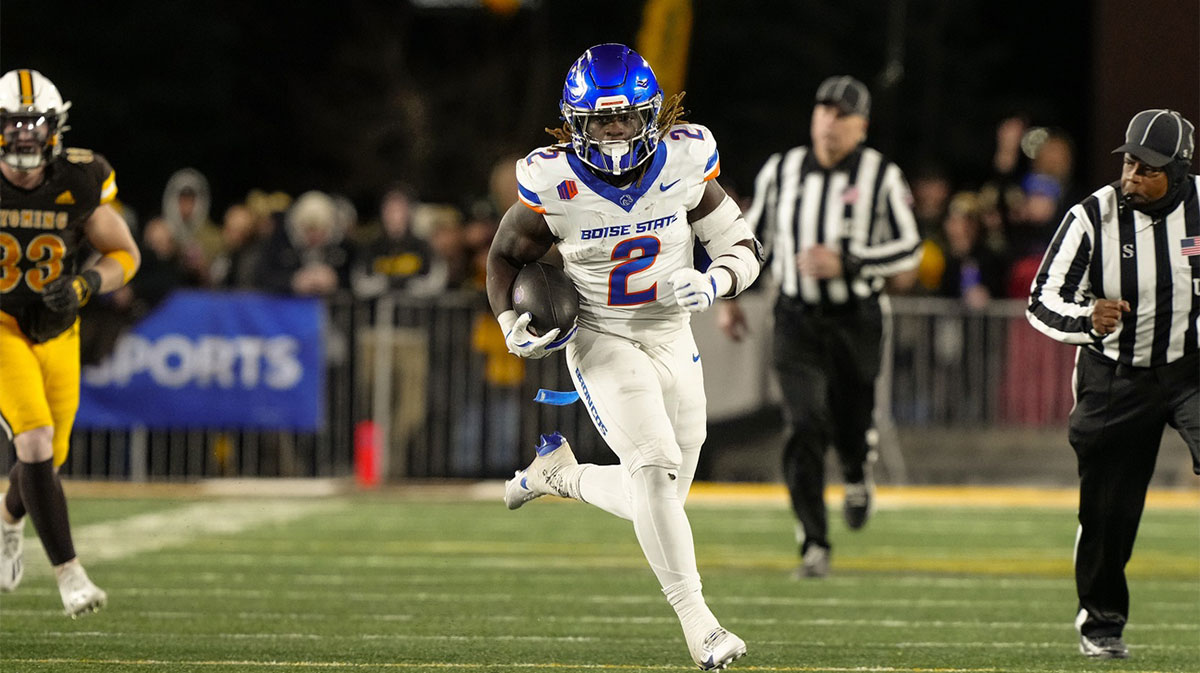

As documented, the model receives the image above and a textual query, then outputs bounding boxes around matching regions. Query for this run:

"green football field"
[1,486,1197,672]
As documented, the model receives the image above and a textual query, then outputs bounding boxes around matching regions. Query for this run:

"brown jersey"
[0,148,117,341]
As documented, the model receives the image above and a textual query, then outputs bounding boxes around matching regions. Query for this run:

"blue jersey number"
[525,149,561,165]
[669,127,704,141]
[609,236,660,306]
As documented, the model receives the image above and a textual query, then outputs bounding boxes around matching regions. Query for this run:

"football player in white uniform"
[485,44,761,671]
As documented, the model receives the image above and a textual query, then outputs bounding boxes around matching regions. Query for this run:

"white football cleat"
[502,432,577,510]
[0,514,24,592]
[57,562,107,618]
[689,627,747,670]
[503,471,537,510]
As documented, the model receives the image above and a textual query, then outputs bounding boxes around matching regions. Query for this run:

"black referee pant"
[773,297,882,553]
[1068,348,1199,638]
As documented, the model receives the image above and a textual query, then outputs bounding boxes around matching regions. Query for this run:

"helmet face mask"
[561,44,663,176]
[0,69,71,171]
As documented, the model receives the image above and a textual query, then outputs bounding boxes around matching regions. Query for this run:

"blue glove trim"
[546,324,577,349]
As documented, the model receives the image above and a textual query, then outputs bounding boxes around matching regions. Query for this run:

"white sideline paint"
[16,586,1199,614]
[12,632,1200,651]
[22,499,346,577]
[4,608,1196,633]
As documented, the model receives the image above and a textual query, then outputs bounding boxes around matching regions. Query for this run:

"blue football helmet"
[561,44,663,176]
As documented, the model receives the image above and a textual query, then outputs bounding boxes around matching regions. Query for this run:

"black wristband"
[78,269,102,306]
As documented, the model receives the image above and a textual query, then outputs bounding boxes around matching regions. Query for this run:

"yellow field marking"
[686,482,1200,510]
[2,479,1194,511]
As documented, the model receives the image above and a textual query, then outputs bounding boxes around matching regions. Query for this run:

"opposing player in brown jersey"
[0,69,140,616]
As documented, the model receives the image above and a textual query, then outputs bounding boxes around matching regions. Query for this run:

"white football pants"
[566,326,707,588]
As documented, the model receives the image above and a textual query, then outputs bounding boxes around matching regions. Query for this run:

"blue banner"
[77,291,325,430]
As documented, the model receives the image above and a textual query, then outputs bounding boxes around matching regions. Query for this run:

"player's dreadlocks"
[545,91,689,147]
[657,91,688,131]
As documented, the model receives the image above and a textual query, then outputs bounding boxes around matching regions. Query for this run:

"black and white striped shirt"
[745,146,922,307]
[1027,176,1200,367]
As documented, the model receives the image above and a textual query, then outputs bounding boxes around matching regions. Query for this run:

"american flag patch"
[557,180,578,200]
[1182,236,1200,256]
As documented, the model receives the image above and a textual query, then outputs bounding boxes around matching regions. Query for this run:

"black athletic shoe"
[843,479,873,530]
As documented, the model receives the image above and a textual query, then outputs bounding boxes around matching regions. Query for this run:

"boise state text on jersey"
[580,213,678,241]
[514,123,723,345]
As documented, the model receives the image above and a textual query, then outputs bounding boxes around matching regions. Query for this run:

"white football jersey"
[515,123,723,345]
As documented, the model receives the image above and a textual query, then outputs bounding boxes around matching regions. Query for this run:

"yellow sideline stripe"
[3,478,1195,510]
[686,482,1200,510]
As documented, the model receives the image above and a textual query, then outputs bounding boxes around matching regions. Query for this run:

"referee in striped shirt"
[719,76,921,578]
[1027,109,1199,660]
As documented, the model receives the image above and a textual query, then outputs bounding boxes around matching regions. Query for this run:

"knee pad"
[623,436,683,476]
[630,464,683,500]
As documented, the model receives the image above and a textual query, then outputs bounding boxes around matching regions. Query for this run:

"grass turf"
[0,489,1196,672]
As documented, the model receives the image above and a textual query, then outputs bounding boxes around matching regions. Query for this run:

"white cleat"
[502,432,577,510]
[690,627,747,670]
[0,514,24,592]
[503,470,538,510]
[57,563,107,618]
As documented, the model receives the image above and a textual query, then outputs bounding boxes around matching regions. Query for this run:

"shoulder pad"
[60,148,117,205]
[515,146,571,213]
[516,146,571,190]
[662,123,720,181]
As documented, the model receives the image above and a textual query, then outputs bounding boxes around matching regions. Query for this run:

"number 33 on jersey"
[0,148,116,304]
[515,123,721,343]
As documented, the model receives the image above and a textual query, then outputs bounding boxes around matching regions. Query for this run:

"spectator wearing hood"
[161,168,221,285]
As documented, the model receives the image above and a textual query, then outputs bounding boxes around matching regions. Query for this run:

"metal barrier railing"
[887,297,1076,427]
[1,292,1077,482]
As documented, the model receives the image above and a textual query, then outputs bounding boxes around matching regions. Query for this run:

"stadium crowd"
[93,113,1076,333]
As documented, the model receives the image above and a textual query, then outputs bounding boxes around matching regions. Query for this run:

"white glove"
[668,268,717,313]
[498,310,576,359]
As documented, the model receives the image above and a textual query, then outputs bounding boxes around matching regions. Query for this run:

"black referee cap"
[815,76,870,119]
[1112,109,1194,168]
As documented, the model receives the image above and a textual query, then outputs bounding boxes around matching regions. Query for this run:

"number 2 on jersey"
[0,232,67,293]
[608,236,660,306]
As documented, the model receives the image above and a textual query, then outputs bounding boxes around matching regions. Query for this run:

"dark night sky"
[3,0,1098,224]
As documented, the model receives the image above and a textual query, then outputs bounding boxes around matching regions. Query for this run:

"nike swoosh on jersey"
[659,179,682,191]
[692,353,701,362]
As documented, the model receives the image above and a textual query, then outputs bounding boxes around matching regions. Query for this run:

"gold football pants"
[0,311,80,467]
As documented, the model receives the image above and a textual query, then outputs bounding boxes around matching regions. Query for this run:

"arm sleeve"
[1026,208,1098,345]
[846,163,922,278]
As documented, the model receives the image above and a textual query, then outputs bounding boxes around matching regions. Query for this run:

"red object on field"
[354,420,381,488]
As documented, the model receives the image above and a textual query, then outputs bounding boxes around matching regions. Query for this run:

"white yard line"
[15,586,1200,614]
[21,498,347,577]
[15,632,1200,651]
[3,608,1195,633]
